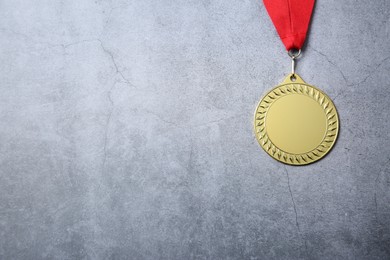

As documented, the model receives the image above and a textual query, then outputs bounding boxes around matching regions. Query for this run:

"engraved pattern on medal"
[254,83,339,165]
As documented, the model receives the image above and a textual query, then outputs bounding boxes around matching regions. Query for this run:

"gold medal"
[258,1,339,165]
[254,73,339,165]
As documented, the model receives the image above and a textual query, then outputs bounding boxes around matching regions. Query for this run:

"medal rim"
[254,75,339,166]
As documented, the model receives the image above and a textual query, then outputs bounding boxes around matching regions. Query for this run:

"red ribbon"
[263,0,315,51]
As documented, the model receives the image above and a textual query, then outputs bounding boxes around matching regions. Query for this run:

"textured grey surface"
[0,0,389,259]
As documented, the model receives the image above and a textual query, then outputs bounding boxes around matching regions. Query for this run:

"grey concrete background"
[0,0,389,259]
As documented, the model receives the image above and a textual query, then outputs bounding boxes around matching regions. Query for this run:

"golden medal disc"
[254,73,339,165]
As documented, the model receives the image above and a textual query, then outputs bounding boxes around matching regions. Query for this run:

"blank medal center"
[266,93,327,154]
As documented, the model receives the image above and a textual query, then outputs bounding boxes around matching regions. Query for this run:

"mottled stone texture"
[0,0,389,259]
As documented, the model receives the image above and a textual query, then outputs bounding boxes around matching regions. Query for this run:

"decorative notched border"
[254,82,339,165]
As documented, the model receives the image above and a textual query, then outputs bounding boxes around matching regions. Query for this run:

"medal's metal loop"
[288,49,301,77]
[288,49,301,59]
